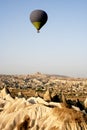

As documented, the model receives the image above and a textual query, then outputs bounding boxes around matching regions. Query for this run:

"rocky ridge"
[0,87,87,130]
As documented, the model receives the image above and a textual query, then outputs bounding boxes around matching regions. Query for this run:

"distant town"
[0,72,87,100]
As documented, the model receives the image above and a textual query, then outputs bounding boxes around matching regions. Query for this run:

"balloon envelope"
[30,10,48,32]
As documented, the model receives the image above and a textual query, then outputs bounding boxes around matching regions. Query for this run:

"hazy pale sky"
[0,0,87,77]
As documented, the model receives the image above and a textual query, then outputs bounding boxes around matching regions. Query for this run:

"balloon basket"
[37,30,40,33]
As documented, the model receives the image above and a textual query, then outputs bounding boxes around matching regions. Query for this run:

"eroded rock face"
[43,89,51,102]
[0,88,87,130]
[84,97,87,108]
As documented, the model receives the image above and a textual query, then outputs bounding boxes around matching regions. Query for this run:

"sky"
[0,0,87,78]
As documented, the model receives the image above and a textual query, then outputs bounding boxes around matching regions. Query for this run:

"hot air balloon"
[30,9,48,33]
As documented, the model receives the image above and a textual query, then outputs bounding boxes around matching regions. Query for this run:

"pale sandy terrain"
[0,87,87,130]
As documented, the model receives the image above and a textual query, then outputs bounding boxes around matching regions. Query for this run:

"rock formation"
[0,88,87,130]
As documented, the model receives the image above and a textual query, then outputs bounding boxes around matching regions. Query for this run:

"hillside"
[0,87,87,130]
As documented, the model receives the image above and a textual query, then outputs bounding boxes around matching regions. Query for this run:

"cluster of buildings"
[0,73,87,98]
